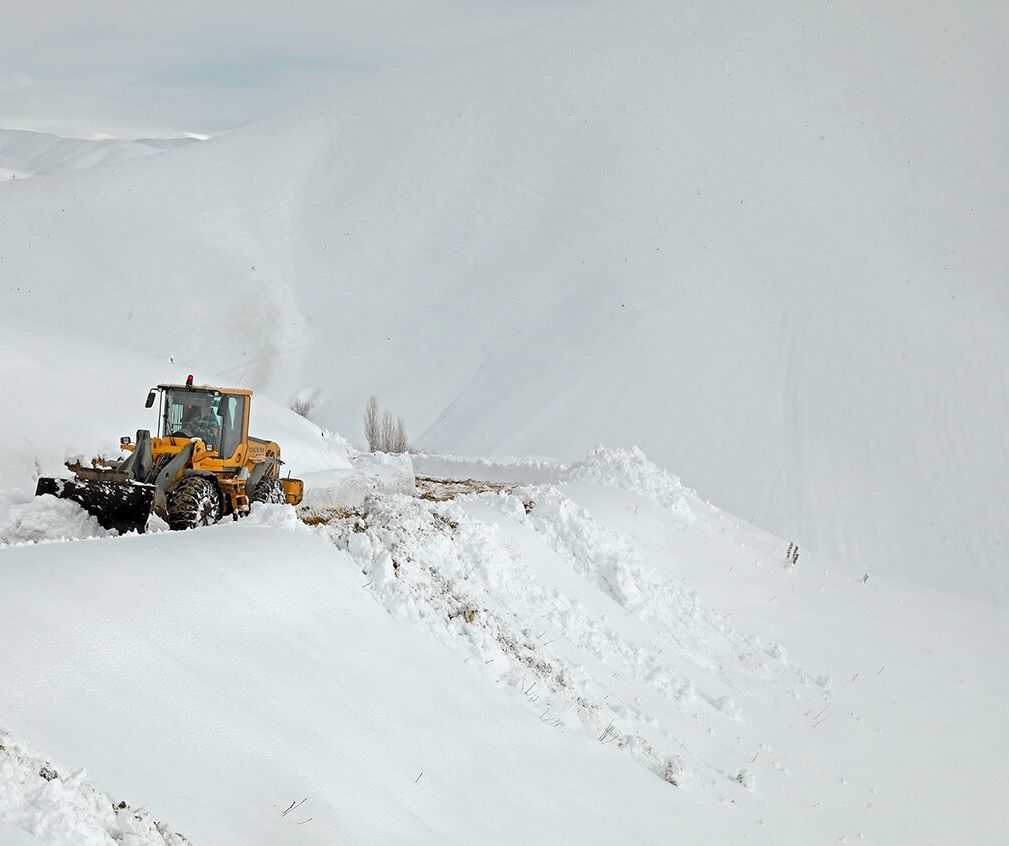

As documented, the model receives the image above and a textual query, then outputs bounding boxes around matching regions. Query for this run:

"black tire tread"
[252,477,286,505]
[167,476,222,530]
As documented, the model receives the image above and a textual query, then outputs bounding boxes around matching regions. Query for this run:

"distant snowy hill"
[0,128,201,178]
[0,0,1006,607]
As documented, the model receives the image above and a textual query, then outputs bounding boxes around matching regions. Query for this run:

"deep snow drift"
[0,0,1006,605]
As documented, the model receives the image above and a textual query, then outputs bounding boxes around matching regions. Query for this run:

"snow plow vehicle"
[35,376,303,533]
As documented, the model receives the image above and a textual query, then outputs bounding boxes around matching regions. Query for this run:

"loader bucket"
[35,477,155,534]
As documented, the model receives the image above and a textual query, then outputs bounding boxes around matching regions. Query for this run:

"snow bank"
[0,731,190,845]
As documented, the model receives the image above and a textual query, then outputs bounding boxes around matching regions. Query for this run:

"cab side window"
[218,396,246,459]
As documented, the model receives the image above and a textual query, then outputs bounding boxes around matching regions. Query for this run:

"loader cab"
[156,384,251,462]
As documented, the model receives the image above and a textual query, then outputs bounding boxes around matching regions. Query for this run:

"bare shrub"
[380,410,396,451]
[364,396,380,451]
[391,416,409,453]
[290,398,314,418]
[365,397,409,453]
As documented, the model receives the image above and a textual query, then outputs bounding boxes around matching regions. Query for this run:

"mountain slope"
[0,0,1006,603]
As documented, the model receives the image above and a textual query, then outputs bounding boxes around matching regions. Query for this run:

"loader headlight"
[120,436,132,446]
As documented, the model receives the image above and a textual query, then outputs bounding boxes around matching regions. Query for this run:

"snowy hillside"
[0,129,201,179]
[0,0,1005,605]
[3,447,1006,844]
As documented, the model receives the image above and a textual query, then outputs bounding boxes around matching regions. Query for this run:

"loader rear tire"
[252,478,286,505]
[167,476,222,531]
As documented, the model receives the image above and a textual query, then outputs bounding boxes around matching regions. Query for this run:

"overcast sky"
[0,0,575,138]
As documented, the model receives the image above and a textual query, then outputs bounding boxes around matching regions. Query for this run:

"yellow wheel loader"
[35,376,304,533]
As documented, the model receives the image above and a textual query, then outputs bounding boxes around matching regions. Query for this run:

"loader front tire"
[251,477,286,505]
[167,476,222,531]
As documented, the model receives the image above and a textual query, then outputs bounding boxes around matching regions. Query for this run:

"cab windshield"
[161,388,245,457]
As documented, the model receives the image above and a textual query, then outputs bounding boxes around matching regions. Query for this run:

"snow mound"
[0,731,190,846]
[563,446,696,520]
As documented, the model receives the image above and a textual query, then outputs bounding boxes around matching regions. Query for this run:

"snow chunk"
[708,695,742,720]
[766,643,789,663]
[243,502,302,531]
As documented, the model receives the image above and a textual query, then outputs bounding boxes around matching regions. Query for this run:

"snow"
[1,1,1007,843]
[300,452,415,514]
[0,507,728,844]
[0,732,190,845]
[1,0,1005,604]
[1,447,1005,843]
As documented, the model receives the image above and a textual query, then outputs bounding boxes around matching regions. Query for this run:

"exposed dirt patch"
[298,506,365,527]
[415,476,516,502]
[299,478,516,528]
